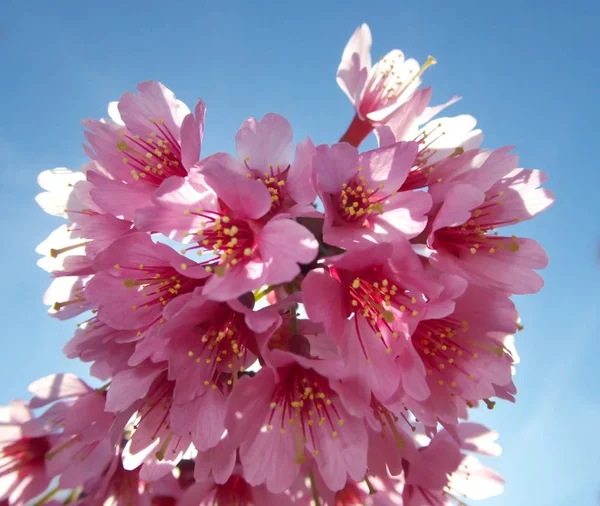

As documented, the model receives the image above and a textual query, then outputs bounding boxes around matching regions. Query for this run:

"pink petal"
[89,176,156,222]
[302,269,347,339]
[311,409,368,491]
[343,317,400,401]
[454,423,502,456]
[181,99,206,169]
[202,161,271,220]
[105,366,165,412]
[286,137,317,205]
[171,390,226,452]
[431,236,548,294]
[118,81,189,141]
[240,425,299,493]
[429,184,485,236]
[313,143,359,194]
[375,88,432,146]
[228,298,282,334]
[225,372,275,447]
[135,175,218,241]
[336,24,372,108]
[358,141,418,194]
[236,113,293,172]
[397,346,430,401]
[258,218,319,285]
[372,189,431,240]
[202,261,267,301]
[28,374,92,409]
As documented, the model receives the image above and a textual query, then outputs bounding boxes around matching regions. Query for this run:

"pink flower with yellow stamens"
[313,142,431,249]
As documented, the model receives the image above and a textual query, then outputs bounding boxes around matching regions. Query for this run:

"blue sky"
[0,0,598,504]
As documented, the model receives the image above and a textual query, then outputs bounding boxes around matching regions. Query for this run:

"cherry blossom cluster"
[1,23,553,506]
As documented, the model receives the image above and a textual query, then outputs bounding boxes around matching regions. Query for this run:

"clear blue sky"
[0,1,598,504]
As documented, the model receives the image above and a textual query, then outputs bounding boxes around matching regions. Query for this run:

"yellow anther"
[383,311,395,323]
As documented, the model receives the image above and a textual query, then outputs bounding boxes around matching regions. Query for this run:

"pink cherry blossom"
[234,113,317,213]
[303,240,444,400]
[35,163,134,277]
[83,82,205,220]
[26,374,115,489]
[136,161,319,301]
[106,365,193,481]
[25,31,554,503]
[403,425,505,505]
[62,317,138,380]
[337,23,438,145]
[0,401,54,505]
[84,232,209,330]
[163,291,281,404]
[404,284,518,426]
[225,350,368,493]
[80,450,147,506]
[427,168,554,294]
[313,142,431,248]
[375,94,485,193]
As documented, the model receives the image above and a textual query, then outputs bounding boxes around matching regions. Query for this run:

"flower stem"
[308,468,322,506]
[365,475,378,495]
[254,285,277,301]
[33,487,60,506]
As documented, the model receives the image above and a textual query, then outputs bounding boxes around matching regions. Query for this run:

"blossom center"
[335,482,368,506]
[401,126,464,191]
[212,475,254,506]
[266,364,345,460]
[186,307,251,387]
[413,317,504,389]
[338,169,387,223]
[185,210,256,275]
[361,55,437,115]
[1,437,50,476]
[115,263,201,316]
[434,192,520,256]
[370,397,413,447]
[117,118,186,186]
[245,160,289,212]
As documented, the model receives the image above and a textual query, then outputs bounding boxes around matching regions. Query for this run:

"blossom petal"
[258,218,319,285]
[28,374,92,409]
[236,113,293,172]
